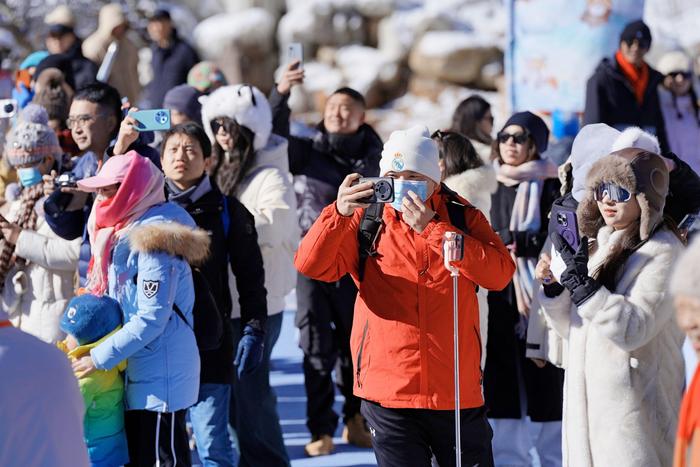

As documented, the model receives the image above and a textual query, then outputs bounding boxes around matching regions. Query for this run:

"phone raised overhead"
[130,109,172,132]
[287,43,303,69]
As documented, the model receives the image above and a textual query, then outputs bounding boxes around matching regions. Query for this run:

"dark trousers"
[295,273,360,436]
[125,409,191,467]
[361,400,494,467]
[230,313,290,467]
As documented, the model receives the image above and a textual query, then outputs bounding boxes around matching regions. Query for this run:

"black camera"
[54,173,78,189]
[353,177,395,203]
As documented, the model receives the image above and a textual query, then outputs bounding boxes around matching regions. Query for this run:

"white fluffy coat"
[443,164,497,367]
[538,226,685,467]
[229,134,300,317]
[3,203,81,343]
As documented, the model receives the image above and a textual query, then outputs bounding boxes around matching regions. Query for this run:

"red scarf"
[615,50,649,105]
[674,365,700,466]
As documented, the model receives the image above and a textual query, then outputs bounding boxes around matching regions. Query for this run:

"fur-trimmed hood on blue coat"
[90,202,210,412]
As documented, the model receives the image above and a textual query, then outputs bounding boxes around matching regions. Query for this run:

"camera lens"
[377,183,388,194]
[3,103,13,114]
[557,213,568,226]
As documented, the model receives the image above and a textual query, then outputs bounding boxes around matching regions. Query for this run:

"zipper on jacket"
[356,320,369,388]
[474,325,483,384]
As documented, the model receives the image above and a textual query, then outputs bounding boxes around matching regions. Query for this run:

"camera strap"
[357,184,473,282]
[358,202,384,282]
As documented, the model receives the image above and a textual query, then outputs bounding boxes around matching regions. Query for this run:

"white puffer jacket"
[443,164,497,368]
[538,226,684,467]
[230,134,300,317]
[3,202,81,343]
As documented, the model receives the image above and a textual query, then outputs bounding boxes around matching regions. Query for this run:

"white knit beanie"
[199,84,272,151]
[379,125,441,183]
[670,236,700,299]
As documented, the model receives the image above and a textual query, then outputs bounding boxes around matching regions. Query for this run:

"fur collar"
[129,222,211,265]
[443,165,498,200]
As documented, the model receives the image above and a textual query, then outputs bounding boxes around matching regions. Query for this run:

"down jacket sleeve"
[294,202,360,282]
[227,197,267,330]
[574,233,680,352]
[14,229,81,272]
[91,251,178,370]
[420,206,515,291]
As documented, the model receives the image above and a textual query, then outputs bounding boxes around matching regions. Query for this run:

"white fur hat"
[671,236,700,299]
[199,84,272,151]
[657,51,692,76]
[379,125,440,183]
[571,124,660,202]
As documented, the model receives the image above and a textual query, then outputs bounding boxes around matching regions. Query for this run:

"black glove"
[550,232,600,306]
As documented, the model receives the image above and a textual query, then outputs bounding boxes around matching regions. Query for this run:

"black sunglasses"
[210,118,227,135]
[497,130,529,145]
[668,71,692,80]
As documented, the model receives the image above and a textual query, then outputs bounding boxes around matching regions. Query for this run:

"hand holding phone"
[287,43,303,70]
[351,177,395,204]
[549,204,580,251]
[130,109,172,132]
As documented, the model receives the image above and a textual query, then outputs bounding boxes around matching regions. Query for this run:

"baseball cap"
[77,153,133,192]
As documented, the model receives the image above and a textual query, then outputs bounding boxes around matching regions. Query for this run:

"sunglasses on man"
[593,183,633,203]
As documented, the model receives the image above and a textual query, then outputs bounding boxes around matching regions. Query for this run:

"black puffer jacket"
[167,180,267,384]
[268,88,383,235]
[583,56,668,152]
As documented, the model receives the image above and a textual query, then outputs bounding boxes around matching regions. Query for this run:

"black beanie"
[502,111,550,153]
[34,54,76,91]
[620,20,652,48]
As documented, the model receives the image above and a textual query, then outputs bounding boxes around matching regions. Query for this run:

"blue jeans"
[189,383,236,467]
[230,312,290,467]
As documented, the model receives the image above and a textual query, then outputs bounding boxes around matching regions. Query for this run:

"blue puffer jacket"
[91,202,209,412]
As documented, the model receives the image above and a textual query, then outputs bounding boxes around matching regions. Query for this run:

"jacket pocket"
[356,320,370,388]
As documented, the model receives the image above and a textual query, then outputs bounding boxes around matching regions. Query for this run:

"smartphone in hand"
[549,204,580,251]
[130,109,172,132]
[287,43,303,70]
[351,177,395,203]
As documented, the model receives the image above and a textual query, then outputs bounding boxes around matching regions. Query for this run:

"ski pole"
[443,231,464,466]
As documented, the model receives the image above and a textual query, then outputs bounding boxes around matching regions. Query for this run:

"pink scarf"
[86,154,165,295]
[494,159,559,187]
[495,159,558,317]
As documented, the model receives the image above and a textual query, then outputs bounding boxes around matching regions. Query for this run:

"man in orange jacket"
[295,125,515,466]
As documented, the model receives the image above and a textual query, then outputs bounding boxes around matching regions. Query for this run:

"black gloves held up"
[550,232,600,307]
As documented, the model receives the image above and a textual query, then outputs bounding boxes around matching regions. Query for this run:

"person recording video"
[294,125,515,467]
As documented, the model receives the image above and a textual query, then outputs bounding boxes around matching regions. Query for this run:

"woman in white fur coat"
[536,147,685,467]
[200,83,299,465]
[435,129,497,368]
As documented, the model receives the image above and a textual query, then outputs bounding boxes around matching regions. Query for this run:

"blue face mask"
[17,167,43,188]
[391,179,429,212]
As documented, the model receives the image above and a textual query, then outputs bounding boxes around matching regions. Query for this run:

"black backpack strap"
[172,303,193,329]
[357,203,385,282]
[440,183,472,236]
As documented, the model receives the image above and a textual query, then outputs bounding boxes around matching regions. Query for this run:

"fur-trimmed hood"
[129,222,211,266]
[577,148,669,241]
[443,165,497,219]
